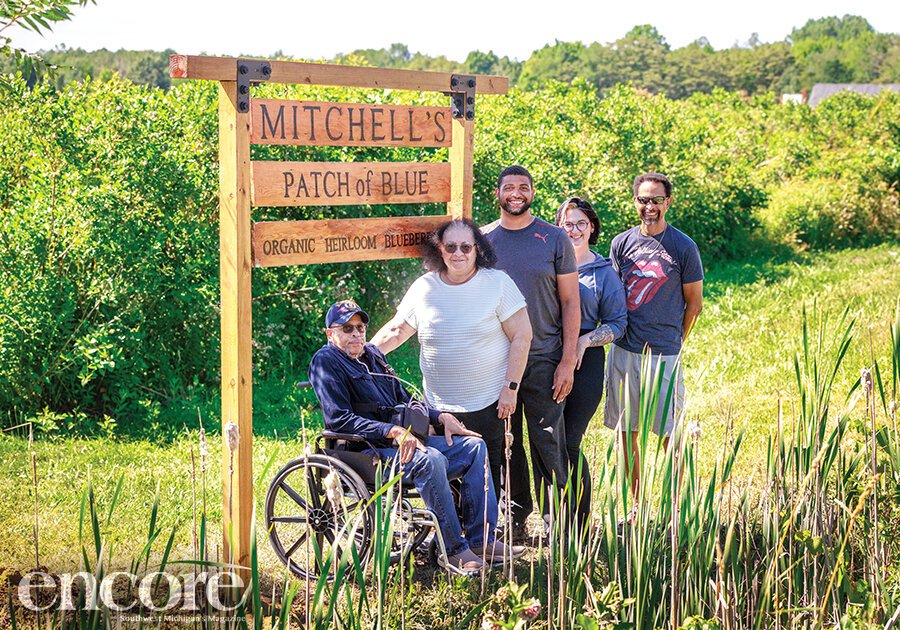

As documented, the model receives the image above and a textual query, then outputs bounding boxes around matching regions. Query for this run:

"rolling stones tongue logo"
[624,258,669,311]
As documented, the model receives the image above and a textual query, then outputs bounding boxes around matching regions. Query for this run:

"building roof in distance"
[808,83,900,107]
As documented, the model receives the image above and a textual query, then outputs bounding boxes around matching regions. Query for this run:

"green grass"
[1,243,899,616]
[684,244,900,479]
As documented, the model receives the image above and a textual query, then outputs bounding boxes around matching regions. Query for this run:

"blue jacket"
[578,253,627,339]
[308,342,440,448]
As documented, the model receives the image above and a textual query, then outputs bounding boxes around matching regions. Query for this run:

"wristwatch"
[507,381,519,391]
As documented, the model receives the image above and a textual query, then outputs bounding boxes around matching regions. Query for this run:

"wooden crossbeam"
[170,54,509,94]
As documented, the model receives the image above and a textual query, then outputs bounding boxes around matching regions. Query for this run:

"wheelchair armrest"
[319,431,384,455]
[321,430,368,443]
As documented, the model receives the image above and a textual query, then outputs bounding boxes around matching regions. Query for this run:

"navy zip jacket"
[308,342,441,448]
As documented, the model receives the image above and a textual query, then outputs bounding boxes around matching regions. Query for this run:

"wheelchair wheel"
[265,453,373,580]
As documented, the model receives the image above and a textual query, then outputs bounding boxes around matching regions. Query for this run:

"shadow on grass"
[701,243,800,300]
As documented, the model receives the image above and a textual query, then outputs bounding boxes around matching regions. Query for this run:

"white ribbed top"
[397,268,526,412]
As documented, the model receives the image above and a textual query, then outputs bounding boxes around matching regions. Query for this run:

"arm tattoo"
[587,324,615,348]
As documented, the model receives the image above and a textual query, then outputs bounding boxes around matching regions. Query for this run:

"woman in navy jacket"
[555,198,627,526]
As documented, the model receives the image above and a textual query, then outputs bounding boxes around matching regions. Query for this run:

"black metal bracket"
[236,59,272,113]
[447,74,476,120]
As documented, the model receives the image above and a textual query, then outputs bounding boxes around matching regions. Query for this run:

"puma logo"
[534,232,548,243]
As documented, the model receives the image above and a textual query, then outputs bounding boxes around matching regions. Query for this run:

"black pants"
[453,400,504,504]
[507,350,568,526]
[564,341,606,523]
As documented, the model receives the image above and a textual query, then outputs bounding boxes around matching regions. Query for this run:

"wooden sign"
[251,161,451,207]
[169,54,506,585]
[250,99,452,147]
[252,215,449,266]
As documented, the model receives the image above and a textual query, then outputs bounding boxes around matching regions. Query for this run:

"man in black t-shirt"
[483,165,581,536]
[605,172,704,504]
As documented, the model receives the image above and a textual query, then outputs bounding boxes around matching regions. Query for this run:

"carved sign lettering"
[250,99,451,147]
[252,216,449,267]
[251,161,451,207]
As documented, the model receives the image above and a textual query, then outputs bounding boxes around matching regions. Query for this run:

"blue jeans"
[375,435,497,556]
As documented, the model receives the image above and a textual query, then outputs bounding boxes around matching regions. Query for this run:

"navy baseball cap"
[325,300,370,328]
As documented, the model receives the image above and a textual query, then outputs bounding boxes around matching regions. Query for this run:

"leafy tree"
[666,41,726,98]
[790,15,874,43]
[2,75,899,428]
[601,25,669,94]
[1,0,94,82]
[518,40,590,90]
[127,51,170,89]
[465,49,499,75]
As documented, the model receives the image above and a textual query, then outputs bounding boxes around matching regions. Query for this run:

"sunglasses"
[332,323,366,334]
[562,220,590,232]
[635,195,668,206]
[442,242,474,254]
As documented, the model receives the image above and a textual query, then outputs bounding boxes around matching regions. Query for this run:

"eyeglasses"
[332,323,366,334]
[635,195,668,206]
[562,220,590,232]
[442,242,474,254]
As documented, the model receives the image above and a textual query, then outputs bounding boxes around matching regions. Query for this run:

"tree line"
[4,15,898,97]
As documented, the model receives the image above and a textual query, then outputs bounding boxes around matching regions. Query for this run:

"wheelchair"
[264,430,459,580]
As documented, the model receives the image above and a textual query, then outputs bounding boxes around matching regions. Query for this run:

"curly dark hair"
[555,197,601,245]
[421,218,498,273]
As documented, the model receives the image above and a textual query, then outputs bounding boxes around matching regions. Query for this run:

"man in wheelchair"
[309,300,525,572]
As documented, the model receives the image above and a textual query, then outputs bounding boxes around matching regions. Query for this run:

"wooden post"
[449,117,475,220]
[218,80,254,582]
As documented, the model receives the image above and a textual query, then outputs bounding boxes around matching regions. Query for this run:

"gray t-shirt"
[610,225,703,356]
[484,217,577,356]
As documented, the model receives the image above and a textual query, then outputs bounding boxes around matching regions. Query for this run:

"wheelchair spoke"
[322,523,337,546]
[306,469,324,510]
[279,481,306,509]
[270,515,308,524]
[284,531,308,558]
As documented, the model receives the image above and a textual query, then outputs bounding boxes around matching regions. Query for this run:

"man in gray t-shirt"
[483,165,580,535]
[605,172,703,504]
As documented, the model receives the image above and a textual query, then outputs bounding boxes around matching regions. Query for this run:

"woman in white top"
[372,218,532,499]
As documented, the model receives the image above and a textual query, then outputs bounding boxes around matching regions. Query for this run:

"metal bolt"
[467,79,475,88]
[451,77,458,88]
[239,65,248,75]
[239,84,249,95]
[466,111,475,120]
[262,65,271,77]
[238,101,249,113]
[467,96,474,105]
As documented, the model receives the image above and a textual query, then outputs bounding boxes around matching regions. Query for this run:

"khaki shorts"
[603,344,685,436]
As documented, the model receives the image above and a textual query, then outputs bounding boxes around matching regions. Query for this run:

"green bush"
[1,74,898,428]
[761,177,900,248]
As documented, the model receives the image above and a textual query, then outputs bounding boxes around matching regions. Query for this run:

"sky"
[7,0,900,62]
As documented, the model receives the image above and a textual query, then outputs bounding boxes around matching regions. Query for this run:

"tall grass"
[526,303,899,628]
[5,301,900,629]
